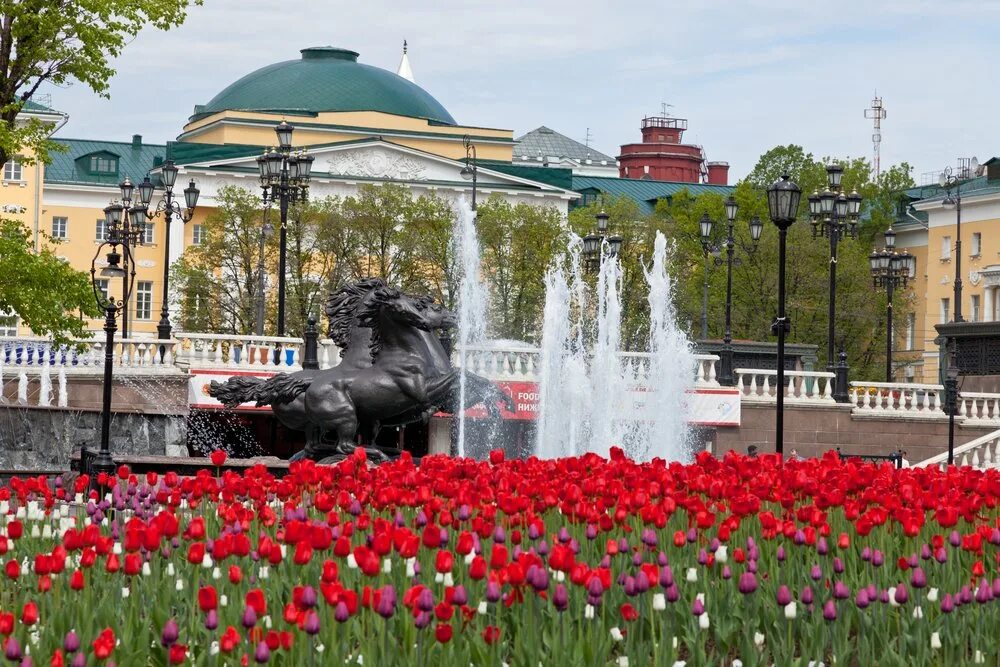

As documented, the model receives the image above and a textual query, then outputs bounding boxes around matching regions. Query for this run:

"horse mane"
[354,285,403,360]
[324,277,387,349]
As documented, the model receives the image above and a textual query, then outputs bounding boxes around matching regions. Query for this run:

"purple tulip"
[20,656,33,667]
[697,549,708,565]
[817,537,828,556]
[920,544,932,560]
[512,546,523,561]
[458,505,471,522]
[911,568,927,589]
[894,583,908,605]
[558,527,571,543]
[687,528,697,543]
[254,640,270,664]
[776,546,786,562]
[867,583,878,600]
[537,540,549,557]
[721,565,732,580]
[643,530,658,548]
[747,559,758,574]
[833,558,844,574]
[623,576,637,596]
[822,600,837,621]
[950,531,962,547]
[63,632,80,654]
[635,572,650,593]
[692,599,704,616]
[335,601,350,623]
[71,655,86,667]
[303,610,321,635]
[738,572,758,595]
[299,585,317,609]
[872,550,884,567]
[599,555,612,569]
[526,523,540,540]
[793,530,806,545]
[553,584,569,611]
[908,553,919,568]
[941,593,955,613]
[415,611,432,629]
[657,551,669,567]
[451,585,468,606]
[486,581,502,603]
[376,594,396,619]
[833,581,850,600]
[810,565,822,581]
[4,638,21,661]
[801,586,814,605]
[976,581,992,604]
[861,546,871,561]
[417,588,435,611]
[855,589,870,608]
[161,619,179,647]
[666,584,680,603]
[416,510,428,527]
[708,538,720,552]
[659,566,674,588]
[992,578,1000,598]
[242,607,257,629]
[776,585,793,606]
[586,525,598,540]
[205,609,219,631]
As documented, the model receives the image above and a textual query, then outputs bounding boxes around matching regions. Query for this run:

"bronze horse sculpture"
[208,279,512,462]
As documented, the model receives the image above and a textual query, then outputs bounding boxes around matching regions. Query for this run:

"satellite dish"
[971,157,980,173]
[939,172,947,187]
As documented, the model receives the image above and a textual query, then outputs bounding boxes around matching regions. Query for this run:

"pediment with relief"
[326,148,427,180]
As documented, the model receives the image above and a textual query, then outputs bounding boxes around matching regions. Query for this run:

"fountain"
[534,231,695,462]
[452,197,489,458]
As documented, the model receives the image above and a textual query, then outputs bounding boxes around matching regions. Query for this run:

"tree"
[0,0,199,167]
[0,219,99,340]
[661,145,916,381]
[477,195,565,341]
[172,186,274,335]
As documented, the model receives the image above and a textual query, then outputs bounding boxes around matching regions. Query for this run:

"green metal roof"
[44,137,166,186]
[191,47,456,126]
[571,175,734,214]
[479,160,575,190]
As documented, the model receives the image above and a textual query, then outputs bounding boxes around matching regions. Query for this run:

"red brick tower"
[617,115,728,185]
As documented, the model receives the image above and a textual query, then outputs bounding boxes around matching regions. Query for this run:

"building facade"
[4,46,578,338]
[617,114,729,185]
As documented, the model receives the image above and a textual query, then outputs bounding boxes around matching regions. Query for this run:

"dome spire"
[397,39,414,83]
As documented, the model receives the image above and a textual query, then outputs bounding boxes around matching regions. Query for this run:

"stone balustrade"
[173,333,341,371]
[735,368,836,403]
[916,427,1000,469]
[849,381,947,418]
[452,345,721,386]
[0,337,179,375]
[957,393,1000,426]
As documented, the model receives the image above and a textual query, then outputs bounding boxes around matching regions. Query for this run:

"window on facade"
[972,294,982,322]
[89,156,117,174]
[142,222,154,245]
[0,311,17,336]
[192,224,204,245]
[51,216,67,239]
[906,313,916,350]
[135,281,152,320]
[941,236,952,260]
[941,298,950,323]
[95,218,107,241]
[3,158,22,181]
[95,279,109,303]
[972,232,982,256]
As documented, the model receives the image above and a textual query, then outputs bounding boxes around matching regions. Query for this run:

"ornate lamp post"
[109,179,150,338]
[766,174,802,457]
[869,227,915,382]
[807,164,863,402]
[135,161,200,341]
[256,122,314,337]
[85,201,140,482]
[698,198,763,385]
[940,158,979,322]
[581,210,622,274]
[460,135,478,211]
[698,213,716,341]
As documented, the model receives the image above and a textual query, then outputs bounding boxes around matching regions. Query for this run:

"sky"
[38,0,1000,183]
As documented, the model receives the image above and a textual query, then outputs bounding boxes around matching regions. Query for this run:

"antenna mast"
[864,93,887,180]
[584,127,592,148]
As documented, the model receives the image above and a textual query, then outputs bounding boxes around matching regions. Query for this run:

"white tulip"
[443,573,454,587]
[406,558,416,578]
[699,613,710,630]
[715,546,728,563]
[931,632,942,650]
[121,587,130,598]
[347,554,359,569]
[912,606,923,619]
[584,604,595,619]
[166,563,175,576]
[201,554,213,569]
[754,632,765,648]
[220,595,228,607]
[927,588,939,602]
[784,601,797,619]
[175,579,184,591]
[975,650,985,664]
[686,568,698,582]
[610,627,624,642]
[209,641,220,656]
[111,542,122,555]
[141,562,152,577]
[212,567,221,580]
[382,559,392,574]
[617,658,629,667]
[478,601,488,615]
[258,566,270,580]
[652,593,666,611]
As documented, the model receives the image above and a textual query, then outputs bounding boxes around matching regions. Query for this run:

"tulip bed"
[1,448,1000,665]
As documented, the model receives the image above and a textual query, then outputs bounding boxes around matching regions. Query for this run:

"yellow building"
[5,46,577,338]
[895,159,1000,383]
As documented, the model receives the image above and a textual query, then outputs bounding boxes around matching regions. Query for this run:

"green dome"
[191,47,456,125]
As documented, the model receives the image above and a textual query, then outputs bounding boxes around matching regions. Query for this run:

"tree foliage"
[0,0,199,167]
[0,219,99,340]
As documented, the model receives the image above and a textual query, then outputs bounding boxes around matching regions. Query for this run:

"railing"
[915,427,1000,470]
[452,346,722,387]
[173,333,341,371]
[957,393,1000,426]
[849,381,947,418]
[735,368,836,403]
[0,337,179,374]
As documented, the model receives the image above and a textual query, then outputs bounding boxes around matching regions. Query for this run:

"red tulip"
[210,450,227,467]
[435,623,453,643]
[198,586,218,612]
[21,601,38,626]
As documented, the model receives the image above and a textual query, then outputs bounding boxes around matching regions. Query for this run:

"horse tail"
[208,374,310,408]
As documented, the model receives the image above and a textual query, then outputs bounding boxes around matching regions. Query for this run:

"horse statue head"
[324,277,388,350]
[355,286,457,360]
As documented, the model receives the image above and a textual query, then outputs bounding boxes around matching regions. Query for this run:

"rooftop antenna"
[864,93,886,180]
[660,101,674,117]
[584,127,593,148]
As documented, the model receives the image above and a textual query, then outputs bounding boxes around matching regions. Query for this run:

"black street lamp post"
[869,227,915,382]
[460,135,478,211]
[940,158,979,323]
[256,122,314,338]
[135,161,200,341]
[945,341,959,465]
[86,201,140,483]
[808,165,862,403]
[766,174,802,457]
[582,210,623,274]
[698,213,715,341]
[698,198,764,385]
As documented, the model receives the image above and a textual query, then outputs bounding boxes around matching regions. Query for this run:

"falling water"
[38,359,52,407]
[534,231,694,462]
[17,370,27,404]
[57,366,67,407]
[452,197,488,458]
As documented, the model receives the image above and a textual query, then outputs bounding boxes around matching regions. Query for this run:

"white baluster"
[972,449,981,469]
[707,359,717,385]
[762,374,771,399]
[961,452,970,467]
[984,445,994,469]
[163,342,174,367]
